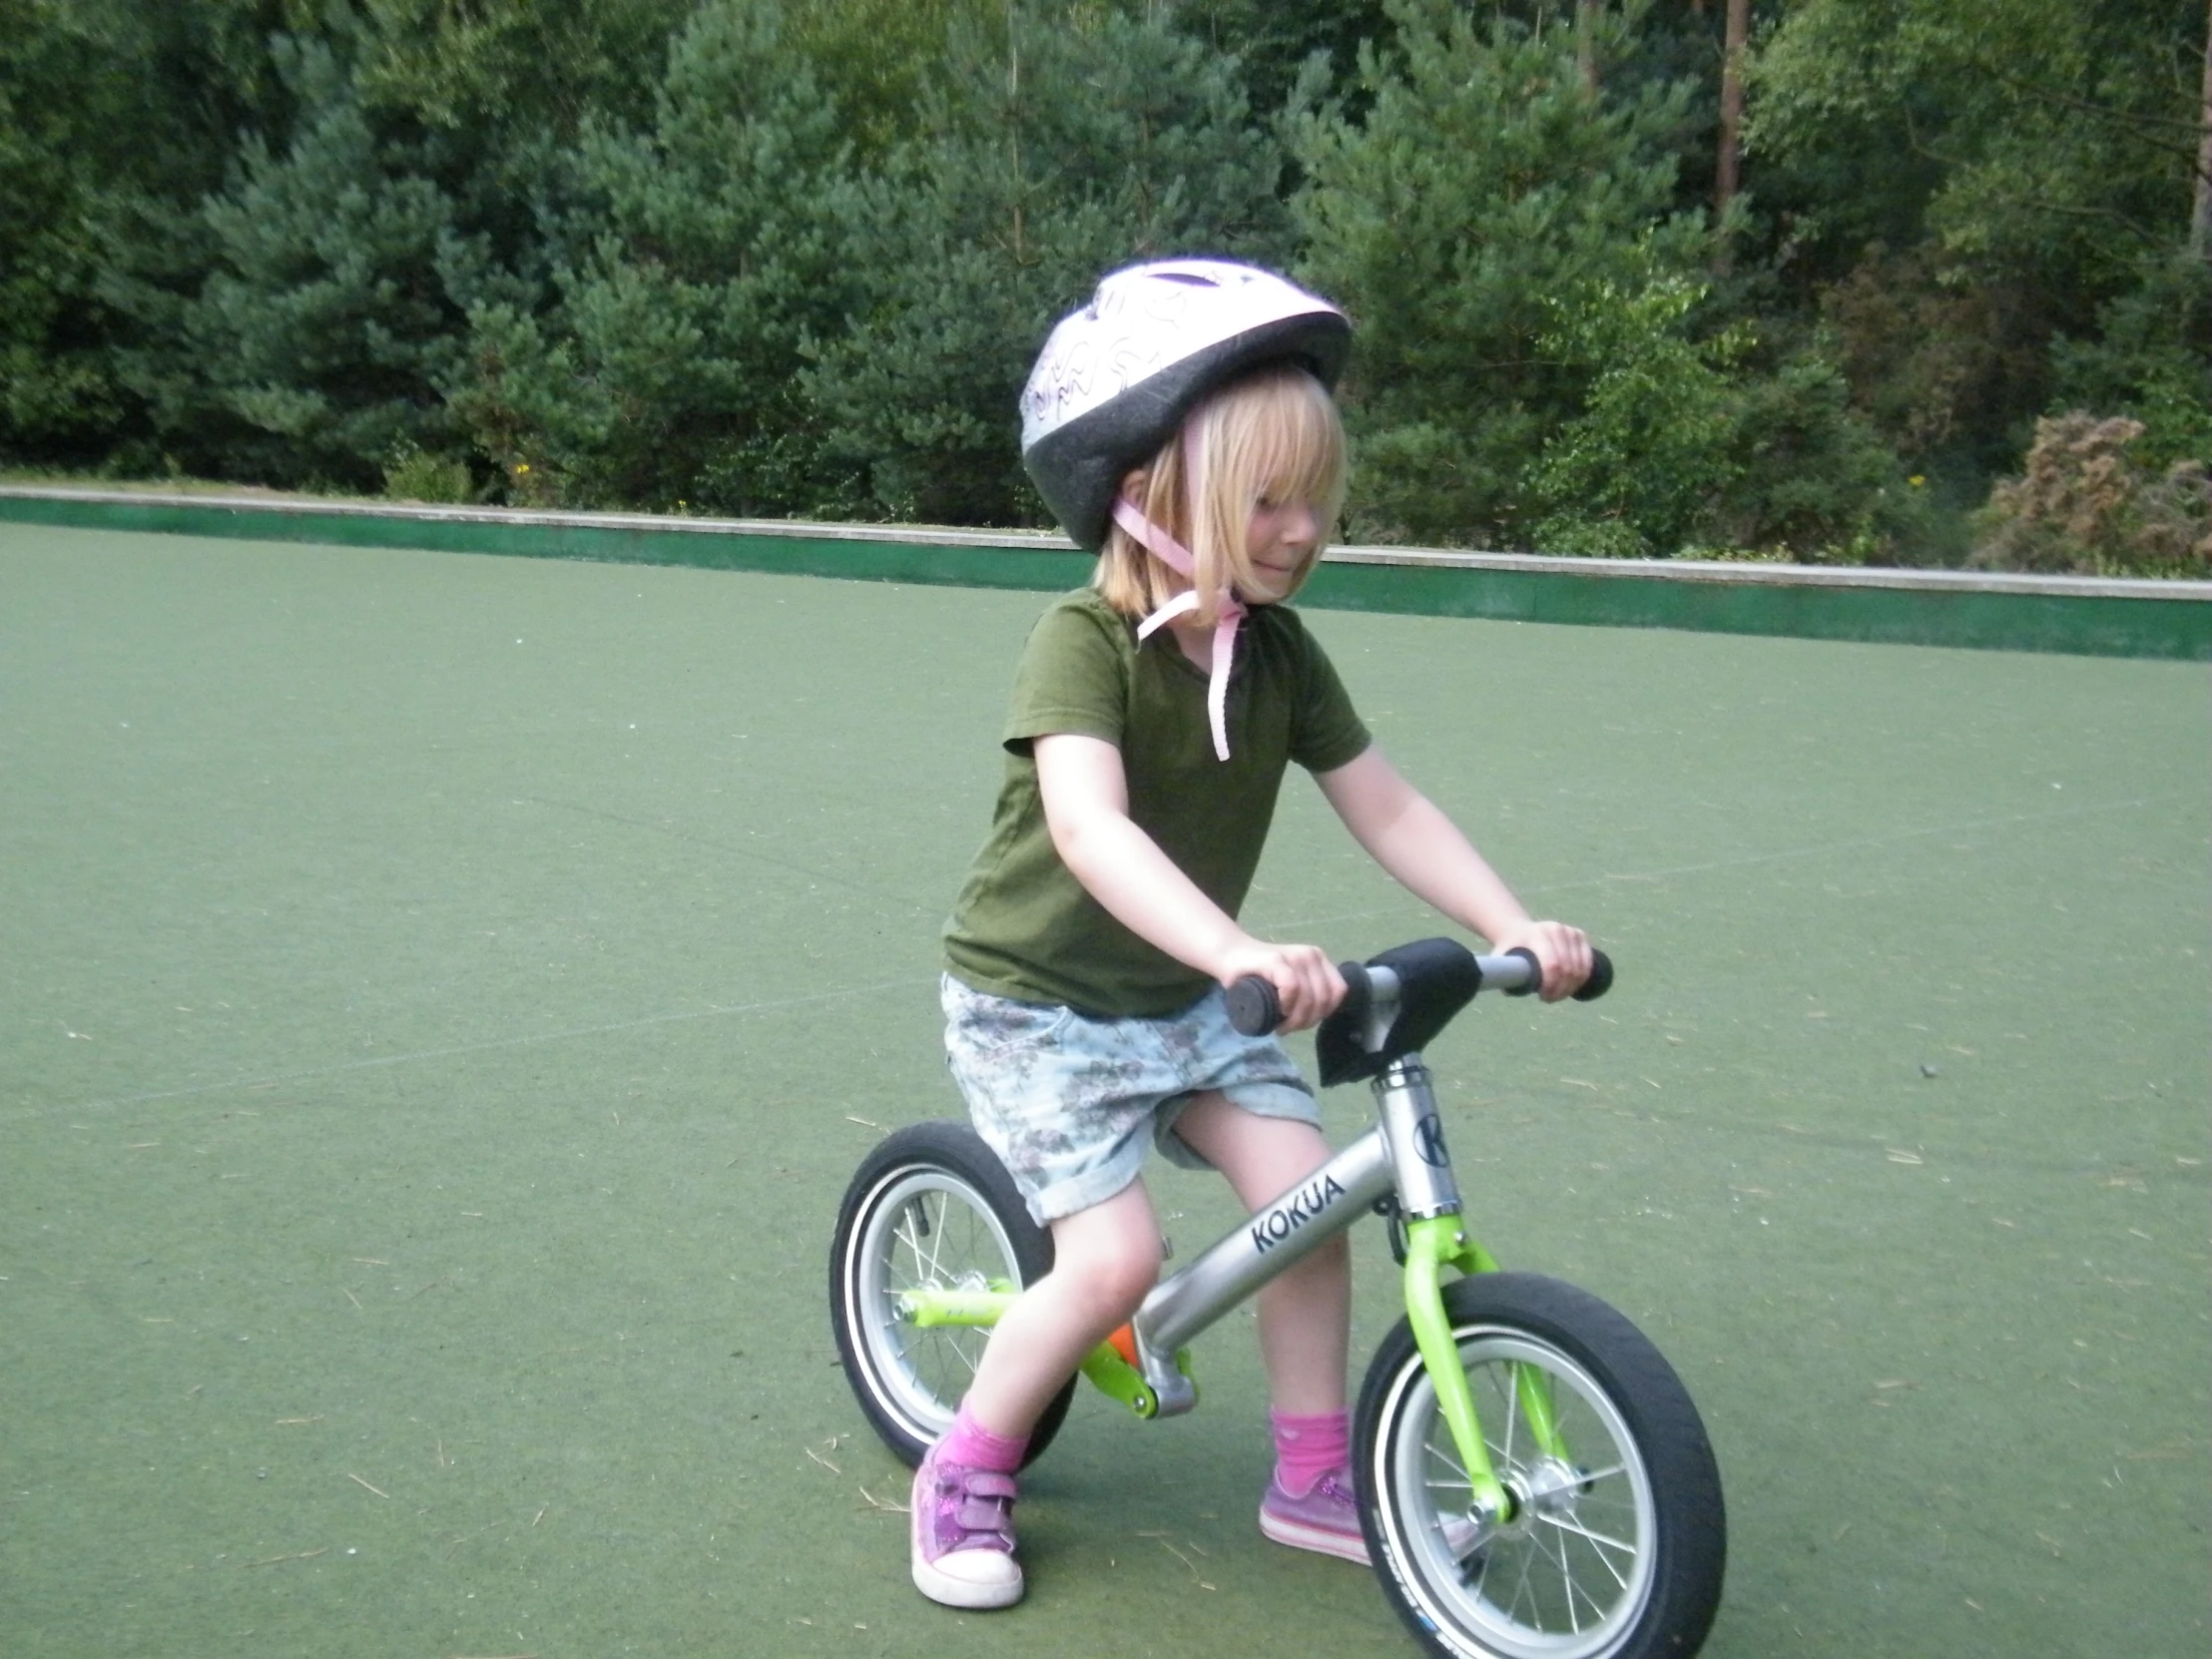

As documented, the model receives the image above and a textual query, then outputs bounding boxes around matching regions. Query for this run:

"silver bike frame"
[1126,964,1484,1415]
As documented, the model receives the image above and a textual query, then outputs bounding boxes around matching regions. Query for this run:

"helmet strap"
[1113,455,1244,764]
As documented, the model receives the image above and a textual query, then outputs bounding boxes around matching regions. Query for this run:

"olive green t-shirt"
[942,587,1372,1017]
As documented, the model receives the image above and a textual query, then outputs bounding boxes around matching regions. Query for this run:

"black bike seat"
[1316,937,1483,1087]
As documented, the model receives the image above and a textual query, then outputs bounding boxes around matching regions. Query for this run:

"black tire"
[1356,1272,1725,1659]
[829,1121,1074,1469]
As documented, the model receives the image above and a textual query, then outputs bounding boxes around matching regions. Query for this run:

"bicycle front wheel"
[829,1121,1073,1469]
[1357,1272,1725,1659]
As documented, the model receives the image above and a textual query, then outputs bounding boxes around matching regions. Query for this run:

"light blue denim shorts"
[941,972,1322,1226]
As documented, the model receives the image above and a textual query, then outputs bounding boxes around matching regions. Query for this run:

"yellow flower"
[1909,474,1925,487]
[517,463,531,474]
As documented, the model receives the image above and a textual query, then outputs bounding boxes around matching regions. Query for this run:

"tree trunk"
[1715,0,1749,215]
[2193,0,2211,261]
[1713,0,1750,273]
[1576,0,1602,95]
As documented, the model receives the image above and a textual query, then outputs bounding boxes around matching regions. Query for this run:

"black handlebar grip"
[1335,960,1372,1024]
[1574,949,1614,1002]
[1225,975,1282,1036]
[1504,945,1615,1000]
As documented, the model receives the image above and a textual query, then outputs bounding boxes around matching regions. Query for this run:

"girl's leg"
[1173,1091,1368,1562]
[913,1180,1164,1609]
[1170,1092,1350,1414]
[961,1178,1165,1437]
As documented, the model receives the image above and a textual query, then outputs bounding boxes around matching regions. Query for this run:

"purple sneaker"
[910,1444,1023,1609]
[1259,1468,1371,1564]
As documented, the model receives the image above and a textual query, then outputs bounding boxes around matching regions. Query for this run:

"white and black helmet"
[1020,259,1352,551]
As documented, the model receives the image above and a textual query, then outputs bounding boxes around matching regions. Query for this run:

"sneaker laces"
[1310,1470,1357,1506]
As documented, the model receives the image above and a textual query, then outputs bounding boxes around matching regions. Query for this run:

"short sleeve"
[1288,620,1372,774]
[1001,594,1130,753]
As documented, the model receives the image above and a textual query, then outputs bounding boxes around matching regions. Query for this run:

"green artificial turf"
[2,523,2206,1658]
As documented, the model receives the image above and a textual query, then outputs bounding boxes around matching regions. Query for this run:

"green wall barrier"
[4,486,2206,660]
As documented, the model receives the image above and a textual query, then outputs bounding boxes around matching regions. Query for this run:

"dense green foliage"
[3,0,2206,568]
[805,5,1292,524]
[449,0,859,512]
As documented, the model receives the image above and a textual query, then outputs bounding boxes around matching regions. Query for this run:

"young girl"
[916,259,1591,1610]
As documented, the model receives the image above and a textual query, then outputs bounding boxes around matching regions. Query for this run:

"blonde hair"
[1094,363,1348,626]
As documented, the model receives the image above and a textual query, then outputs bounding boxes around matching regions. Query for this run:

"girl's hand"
[1490,919,1592,1002]
[1217,939,1345,1033]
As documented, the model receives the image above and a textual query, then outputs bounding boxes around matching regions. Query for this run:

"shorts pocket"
[946,985,1075,1057]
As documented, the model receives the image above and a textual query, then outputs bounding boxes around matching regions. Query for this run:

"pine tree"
[163,36,466,487]
[446,0,860,513]
[803,2,1293,526]
[1292,0,1712,547]
[2,0,293,470]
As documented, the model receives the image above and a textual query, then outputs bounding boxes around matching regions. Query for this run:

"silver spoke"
[1499,1363,1523,1471]
[840,1153,1038,1456]
[1558,1524,1587,1633]
[1376,1315,1670,1658]
[1503,1525,1540,1623]
[946,1326,982,1375]
[1567,1526,1622,1629]
[918,1195,948,1283]
[1422,1446,1470,1486]
[1537,1511,1638,1571]
[894,1207,931,1284]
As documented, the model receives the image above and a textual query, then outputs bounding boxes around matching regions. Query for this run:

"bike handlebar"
[1225,945,1613,1039]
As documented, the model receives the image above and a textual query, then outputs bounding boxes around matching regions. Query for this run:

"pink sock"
[1271,1406,1350,1497]
[938,1402,1028,1474]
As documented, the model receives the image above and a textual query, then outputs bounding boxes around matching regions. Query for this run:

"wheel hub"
[1520,1455,1589,1520]
[1483,1455,1585,1548]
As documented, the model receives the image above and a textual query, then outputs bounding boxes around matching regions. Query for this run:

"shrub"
[2046,253,2212,474]
[1525,272,1747,559]
[1971,413,2211,578]
[1815,241,2029,470]
[1704,347,1932,564]
[381,443,474,503]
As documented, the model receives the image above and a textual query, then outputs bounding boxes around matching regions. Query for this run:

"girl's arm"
[1034,733,1344,1029]
[1315,745,1591,1000]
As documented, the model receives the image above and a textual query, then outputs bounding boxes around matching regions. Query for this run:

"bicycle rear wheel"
[1357,1272,1725,1659]
[829,1121,1073,1468]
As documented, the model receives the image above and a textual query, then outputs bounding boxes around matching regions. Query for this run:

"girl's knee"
[1055,1219,1163,1322]
[1096,1229,1165,1316]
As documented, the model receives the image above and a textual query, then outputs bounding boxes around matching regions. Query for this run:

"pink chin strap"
[1112,493,1244,762]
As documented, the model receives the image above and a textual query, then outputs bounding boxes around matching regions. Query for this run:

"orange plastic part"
[1107,1324,1139,1368]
